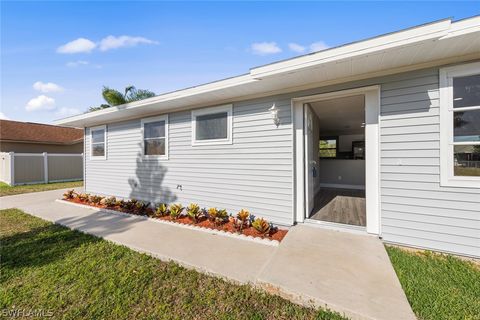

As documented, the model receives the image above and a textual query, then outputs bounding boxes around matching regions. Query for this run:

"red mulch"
[65,198,288,242]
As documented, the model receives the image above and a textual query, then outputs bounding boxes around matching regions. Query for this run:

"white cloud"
[33,81,64,93]
[0,112,9,120]
[99,35,158,51]
[309,41,329,52]
[25,95,56,112]
[57,38,97,54]
[288,43,306,53]
[66,60,89,67]
[251,42,282,55]
[55,107,81,117]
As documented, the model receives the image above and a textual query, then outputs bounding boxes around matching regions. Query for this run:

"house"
[0,120,83,153]
[55,17,480,258]
[0,120,84,185]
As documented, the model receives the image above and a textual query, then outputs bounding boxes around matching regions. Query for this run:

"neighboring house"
[0,120,84,185]
[56,17,480,258]
[0,120,83,153]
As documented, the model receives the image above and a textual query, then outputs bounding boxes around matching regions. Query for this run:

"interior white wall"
[319,159,366,188]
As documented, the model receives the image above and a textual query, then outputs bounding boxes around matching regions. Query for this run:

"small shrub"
[252,218,271,236]
[63,189,77,200]
[78,193,89,202]
[103,196,117,207]
[233,209,250,233]
[216,209,228,224]
[207,208,218,222]
[208,208,228,226]
[89,195,103,204]
[134,201,150,215]
[169,203,183,220]
[186,203,204,223]
[231,217,243,233]
[155,203,168,217]
[121,199,137,211]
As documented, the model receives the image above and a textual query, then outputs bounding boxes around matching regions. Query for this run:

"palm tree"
[88,85,155,112]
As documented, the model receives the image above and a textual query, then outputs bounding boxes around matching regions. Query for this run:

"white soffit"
[55,16,480,127]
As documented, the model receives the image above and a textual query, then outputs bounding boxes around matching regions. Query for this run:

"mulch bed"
[65,198,288,242]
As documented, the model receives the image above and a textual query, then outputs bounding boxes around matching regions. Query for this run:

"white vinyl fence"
[0,152,83,186]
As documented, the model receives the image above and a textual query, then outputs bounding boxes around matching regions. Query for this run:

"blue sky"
[1,1,478,124]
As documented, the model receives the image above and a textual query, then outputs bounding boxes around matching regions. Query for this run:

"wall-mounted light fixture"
[269,104,280,127]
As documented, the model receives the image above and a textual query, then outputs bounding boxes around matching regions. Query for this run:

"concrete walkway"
[0,189,415,320]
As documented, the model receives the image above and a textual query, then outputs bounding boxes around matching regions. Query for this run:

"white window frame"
[191,104,233,146]
[440,61,480,188]
[90,125,107,160]
[141,115,169,160]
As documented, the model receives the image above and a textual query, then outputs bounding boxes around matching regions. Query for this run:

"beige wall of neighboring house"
[0,141,83,153]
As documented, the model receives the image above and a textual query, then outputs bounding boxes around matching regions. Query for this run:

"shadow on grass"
[0,223,98,273]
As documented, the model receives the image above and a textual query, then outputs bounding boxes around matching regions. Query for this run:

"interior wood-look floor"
[309,188,366,227]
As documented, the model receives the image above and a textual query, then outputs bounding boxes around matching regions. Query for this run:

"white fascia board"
[249,19,452,79]
[440,15,480,39]
[54,74,256,126]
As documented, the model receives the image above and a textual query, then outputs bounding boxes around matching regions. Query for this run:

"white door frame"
[292,85,381,235]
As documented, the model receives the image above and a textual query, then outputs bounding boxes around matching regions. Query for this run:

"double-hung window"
[90,125,106,160]
[440,62,480,187]
[192,104,233,145]
[141,115,168,159]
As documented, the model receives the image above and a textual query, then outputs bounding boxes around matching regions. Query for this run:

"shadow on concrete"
[55,210,139,239]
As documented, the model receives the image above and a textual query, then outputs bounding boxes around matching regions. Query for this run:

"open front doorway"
[307,94,366,227]
[294,86,380,235]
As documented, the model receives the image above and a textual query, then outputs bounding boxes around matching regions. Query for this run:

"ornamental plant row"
[62,190,287,242]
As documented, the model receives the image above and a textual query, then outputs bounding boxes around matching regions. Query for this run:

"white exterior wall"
[84,62,480,257]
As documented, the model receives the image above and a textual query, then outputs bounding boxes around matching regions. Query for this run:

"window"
[440,62,480,188]
[319,137,337,158]
[192,104,232,145]
[90,125,106,160]
[141,115,168,159]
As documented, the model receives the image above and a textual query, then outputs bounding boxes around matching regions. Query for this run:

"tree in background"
[88,85,155,112]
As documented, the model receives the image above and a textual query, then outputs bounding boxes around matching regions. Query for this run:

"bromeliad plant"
[120,199,138,211]
[134,201,150,215]
[169,203,183,220]
[232,209,250,233]
[208,208,228,226]
[78,193,90,202]
[155,203,169,217]
[89,195,103,204]
[103,196,117,207]
[63,189,77,200]
[252,218,271,236]
[186,203,204,223]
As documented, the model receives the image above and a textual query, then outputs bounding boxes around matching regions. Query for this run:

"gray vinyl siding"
[84,62,480,257]
[379,67,480,258]
[85,98,294,226]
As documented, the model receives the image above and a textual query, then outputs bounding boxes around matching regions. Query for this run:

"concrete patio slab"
[1,189,416,319]
[256,224,416,320]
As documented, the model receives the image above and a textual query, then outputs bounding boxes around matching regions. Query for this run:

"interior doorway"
[294,86,380,234]
[306,94,366,227]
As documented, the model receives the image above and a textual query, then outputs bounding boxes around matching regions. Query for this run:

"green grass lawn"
[0,181,83,197]
[386,246,480,320]
[0,209,344,320]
